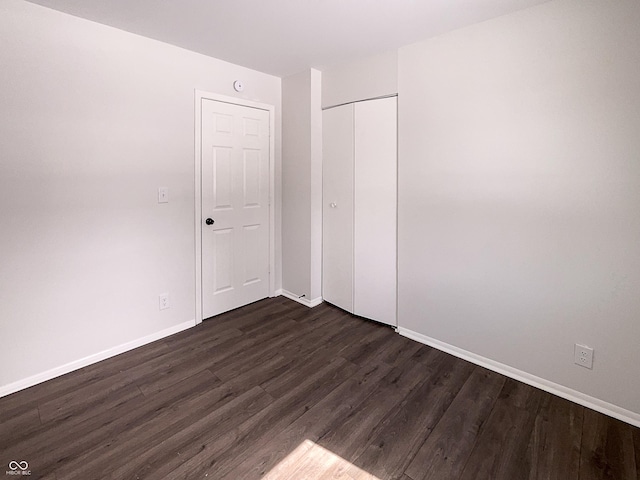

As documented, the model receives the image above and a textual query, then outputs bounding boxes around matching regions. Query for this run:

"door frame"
[194,90,276,325]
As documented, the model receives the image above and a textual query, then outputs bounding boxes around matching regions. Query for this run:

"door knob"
[329,203,337,208]
[205,218,215,225]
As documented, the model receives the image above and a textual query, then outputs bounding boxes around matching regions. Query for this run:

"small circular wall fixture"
[233,80,244,92]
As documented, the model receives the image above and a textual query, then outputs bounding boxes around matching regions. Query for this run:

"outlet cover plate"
[574,344,594,369]
[159,293,170,310]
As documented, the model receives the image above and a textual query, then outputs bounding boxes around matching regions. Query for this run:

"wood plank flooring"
[1,297,639,479]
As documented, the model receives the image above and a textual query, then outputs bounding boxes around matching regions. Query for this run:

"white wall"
[398,0,640,420]
[0,0,281,393]
[322,51,397,109]
[281,69,323,304]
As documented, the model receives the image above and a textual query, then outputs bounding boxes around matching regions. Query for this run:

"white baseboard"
[0,319,195,398]
[398,326,640,428]
[280,289,323,308]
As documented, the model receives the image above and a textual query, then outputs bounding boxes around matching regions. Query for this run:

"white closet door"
[322,103,354,312]
[354,97,397,325]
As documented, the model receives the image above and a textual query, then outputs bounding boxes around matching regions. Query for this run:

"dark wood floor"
[1,297,639,480]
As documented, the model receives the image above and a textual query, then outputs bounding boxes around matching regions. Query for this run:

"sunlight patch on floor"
[263,439,382,480]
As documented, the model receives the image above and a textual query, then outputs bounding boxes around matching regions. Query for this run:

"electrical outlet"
[574,344,593,369]
[159,293,170,310]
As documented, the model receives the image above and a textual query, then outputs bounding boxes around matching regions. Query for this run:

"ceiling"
[25,0,551,77]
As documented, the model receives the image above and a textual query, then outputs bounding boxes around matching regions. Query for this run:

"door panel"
[243,149,262,207]
[243,224,262,285]
[213,147,233,209]
[213,229,234,293]
[354,97,397,326]
[322,104,354,312]
[201,99,270,318]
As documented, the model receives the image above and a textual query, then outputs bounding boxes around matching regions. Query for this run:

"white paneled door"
[201,99,270,319]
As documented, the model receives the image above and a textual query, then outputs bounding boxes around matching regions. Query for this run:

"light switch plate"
[158,187,169,203]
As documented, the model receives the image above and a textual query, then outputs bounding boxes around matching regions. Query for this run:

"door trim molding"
[194,90,276,325]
